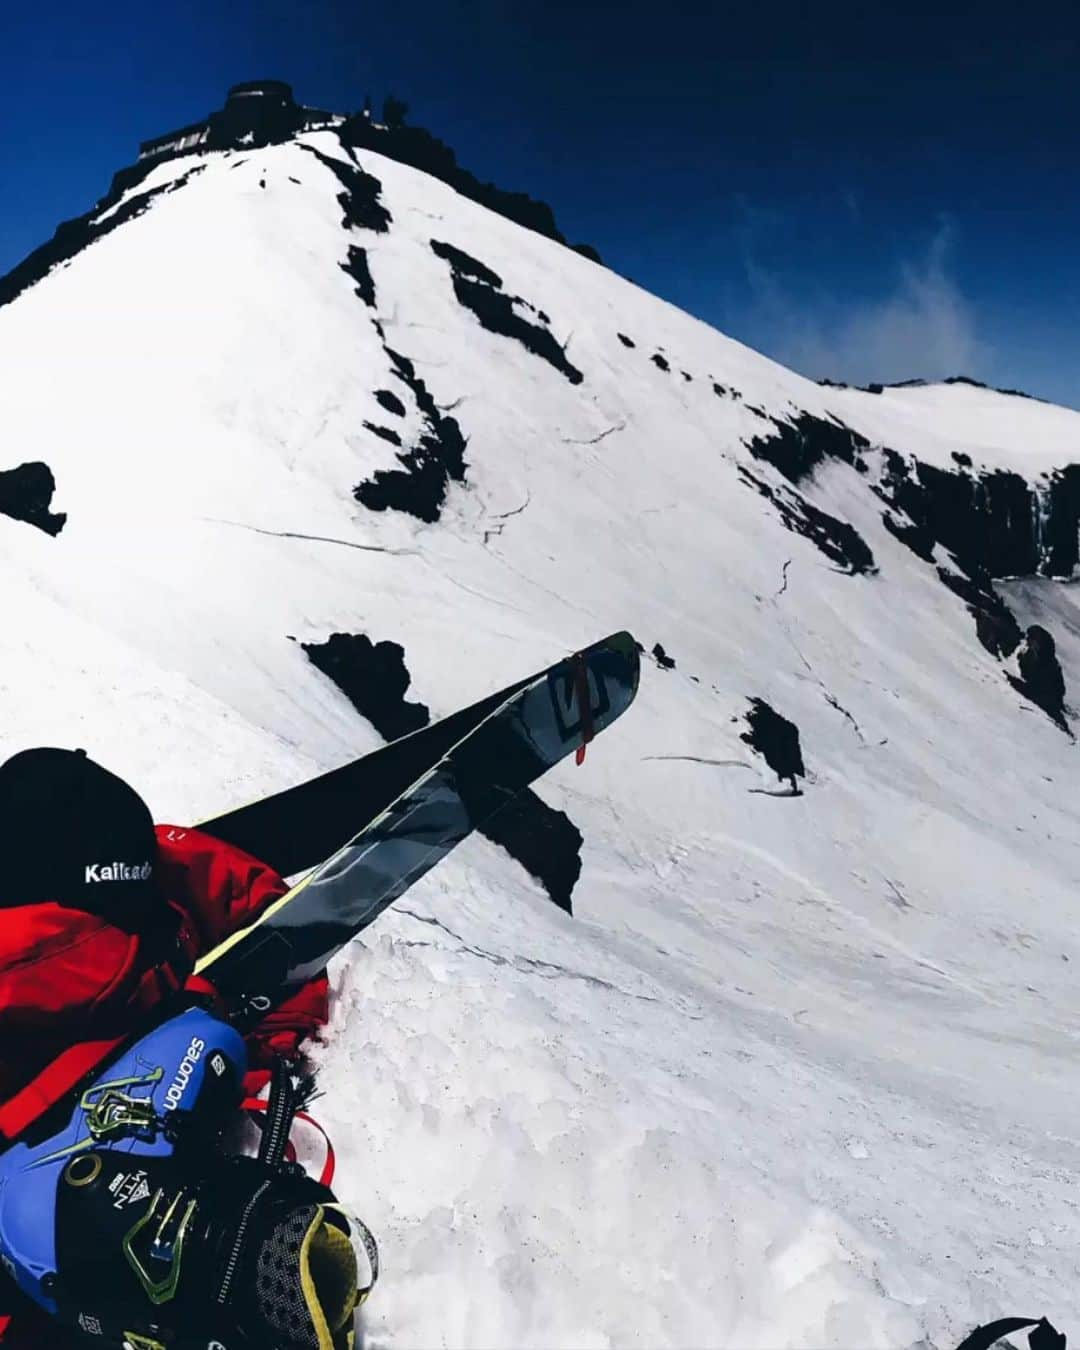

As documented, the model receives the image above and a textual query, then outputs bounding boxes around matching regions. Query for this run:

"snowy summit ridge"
[1,83,1079,1349]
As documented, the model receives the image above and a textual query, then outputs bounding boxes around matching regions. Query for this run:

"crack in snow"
[397,906,688,1013]
[479,542,597,622]
[824,691,865,741]
[563,421,627,447]
[773,608,867,746]
[411,556,530,614]
[483,490,531,544]
[641,755,754,769]
[203,517,419,556]
[884,877,912,911]
[492,494,531,522]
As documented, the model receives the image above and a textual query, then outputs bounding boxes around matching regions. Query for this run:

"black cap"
[0,748,158,924]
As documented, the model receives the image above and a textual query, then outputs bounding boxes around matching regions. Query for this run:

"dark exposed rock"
[747,411,1073,731]
[358,454,449,521]
[363,421,402,447]
[881,510,936,564]
[872,449,1072,726]
[430,239,583,385]
[338,116,601,265]
[652,643,676,670]
[837,374,1046,403]
[937,567,1022,659]
[817,378,882,395]
[430,239,502,288]
[0,166,205,311]
[304,631,584,911]
[340,245,376,307]
[1008,625,1068,729]
[651,354,670,372]
[0,462,66,536]
[301,145,391,232]
[482,793,583,914]
[741,699,805,790]
[747,413,870,485]
[375,389,406,417]
[740,468,877,575]
[876,451,1035,579]
[384,345,468,480]
[1042,465,1080,577]
[941,374,1044,403]
[301,633,429,740]
[875,450,1080,593]
[617,333,636,349]
[354,346,468,523]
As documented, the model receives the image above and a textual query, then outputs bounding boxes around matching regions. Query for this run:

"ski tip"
[611,630,641,697]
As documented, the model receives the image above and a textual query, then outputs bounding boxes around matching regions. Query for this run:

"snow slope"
[2,128,1079,1348]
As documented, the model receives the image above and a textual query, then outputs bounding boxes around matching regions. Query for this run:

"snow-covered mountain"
[2,90,1079,1349]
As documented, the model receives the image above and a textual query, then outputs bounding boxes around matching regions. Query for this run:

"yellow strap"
[299,1205,361,1349]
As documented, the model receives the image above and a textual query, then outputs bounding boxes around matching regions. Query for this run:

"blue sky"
[2,0,1077,406]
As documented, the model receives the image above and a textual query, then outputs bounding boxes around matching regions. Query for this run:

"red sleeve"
[0,906,141,1031]
[155,824,290,952]
[158,825,329,1068]
[0,906,163,1118]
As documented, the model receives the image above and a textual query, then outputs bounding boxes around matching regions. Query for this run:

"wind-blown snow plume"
[741,221,988,387]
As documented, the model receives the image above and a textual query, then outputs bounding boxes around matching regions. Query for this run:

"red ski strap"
[573,653,595,766]
[241,1096,337,1187]
[182,972,224,1012]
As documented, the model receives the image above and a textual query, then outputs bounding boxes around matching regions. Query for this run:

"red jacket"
[0,824,329,1344]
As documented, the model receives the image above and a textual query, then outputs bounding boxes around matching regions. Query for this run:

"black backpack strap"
[956,1316,1066,1350]
[254,1056,298,1169]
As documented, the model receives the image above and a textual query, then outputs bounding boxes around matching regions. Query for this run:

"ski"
[194,631,639,1026]
[199,668,542,879]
